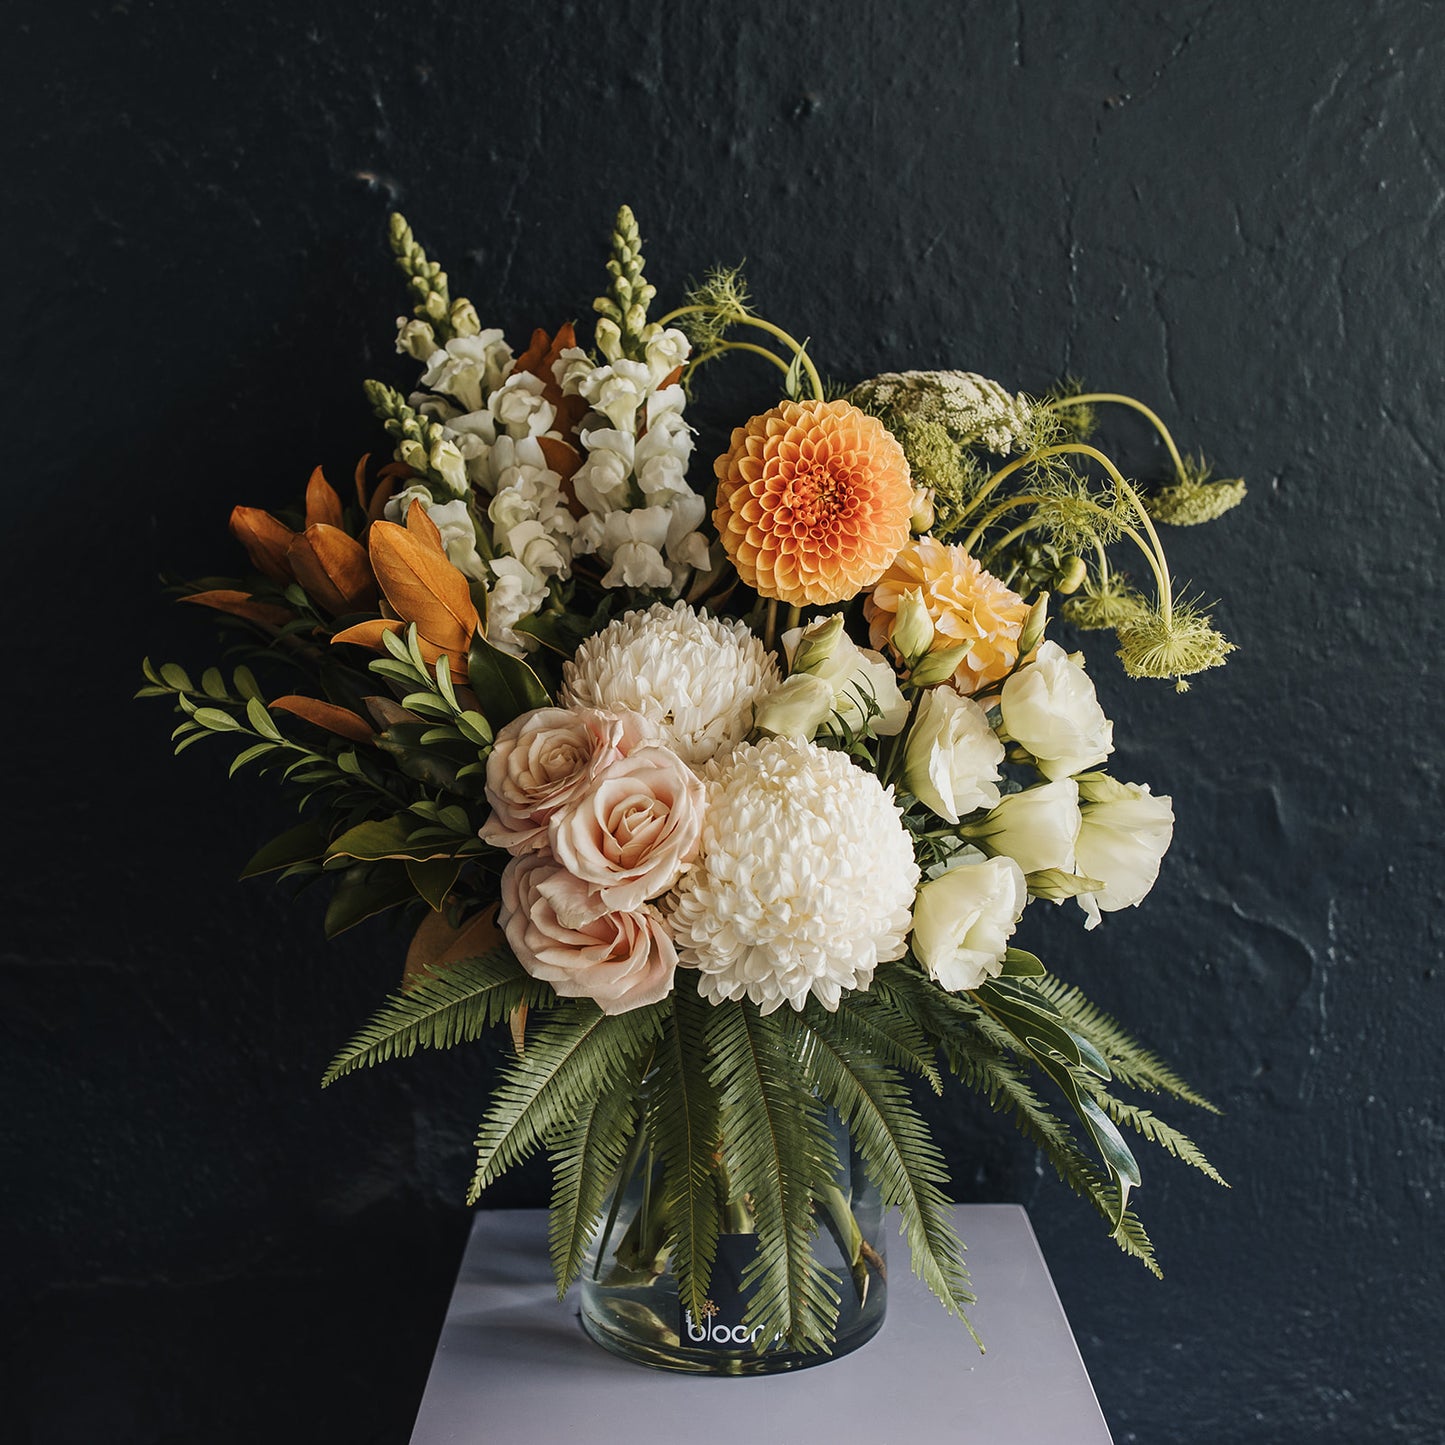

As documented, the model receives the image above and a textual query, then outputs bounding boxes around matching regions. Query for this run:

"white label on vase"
[679,1234,777,1350]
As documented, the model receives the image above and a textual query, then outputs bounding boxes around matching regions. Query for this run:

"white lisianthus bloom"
[902,687,1005,822]
[384,488,487,581]
[580,359,654,430]
[1074,774,1175,930]
[911,854,1028,991]
[668,736,919,1012]
[488,371,556,439]
[780,624,909,738]
[562,601,780,766]
[644,327,691,385]
[971,778,1081,876]
[421,330,513,412]
[1000,640,1114,780]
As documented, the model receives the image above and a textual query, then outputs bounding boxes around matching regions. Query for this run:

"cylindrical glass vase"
[578,1117,887,1375]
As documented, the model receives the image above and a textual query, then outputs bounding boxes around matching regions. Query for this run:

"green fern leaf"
[794,1006,979,1345]
[469,1002,666,1205]
[644,980,722,1320]
[548,1075,645,1296]
[704,1001,842,1353]
[321,950,542,1086]
[1081,1086,1229,1187]
[1032,976,1219,1111]
[835,991,944,1095]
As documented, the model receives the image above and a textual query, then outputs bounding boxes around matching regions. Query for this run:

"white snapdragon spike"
[971,777,1082,877]
[395,318,438,361]
[1000,640,1114,780]
[576,508,675,590]
[486,556,550,657]
[488,371,557,440]
[578,358,654,430]
[383,487,488,581]
[420,329,514,412]
[561,601,780,766]
[911,853,1028,992]
[552,345,595,396]
[668,736,920,1013]
[1073,774,1175,929]
[572,429,635,514]
[643,326,690,386]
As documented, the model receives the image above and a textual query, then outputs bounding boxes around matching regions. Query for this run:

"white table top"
[409,1204,1113,1444]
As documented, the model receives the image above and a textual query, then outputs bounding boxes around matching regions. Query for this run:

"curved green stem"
[1047,392,1188,482]
[687,339,793,381]
[660,305,825,401]
[981,517,1047,566]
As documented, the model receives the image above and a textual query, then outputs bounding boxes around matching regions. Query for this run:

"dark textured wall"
[5,2,1442,1441]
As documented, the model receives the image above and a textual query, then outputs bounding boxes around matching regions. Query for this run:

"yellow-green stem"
[659,305,825,401]
[1047,392,1188,482]
[688,339,793,380]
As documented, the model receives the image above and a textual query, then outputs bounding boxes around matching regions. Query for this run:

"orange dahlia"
[712,399,913,607]
[865,537,1031,694]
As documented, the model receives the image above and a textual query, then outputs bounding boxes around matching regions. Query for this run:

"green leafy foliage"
[703,1001,842,1354]
[322,949,546,1085]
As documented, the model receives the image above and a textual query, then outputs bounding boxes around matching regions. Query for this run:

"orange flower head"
[713,399,913,607]
[865,537,1030,694]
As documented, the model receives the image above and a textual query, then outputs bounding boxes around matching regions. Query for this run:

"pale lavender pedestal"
[408,1204,1113,1444]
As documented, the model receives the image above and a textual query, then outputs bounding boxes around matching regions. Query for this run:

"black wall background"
[4,2,1442,1441]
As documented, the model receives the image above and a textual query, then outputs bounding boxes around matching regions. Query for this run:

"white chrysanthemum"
[561,602,780,766]
[668,737,920,1013]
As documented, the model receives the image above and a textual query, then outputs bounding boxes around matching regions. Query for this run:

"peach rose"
[549,745,705,912]
[499,854,677,1014]
[480,707,660,853]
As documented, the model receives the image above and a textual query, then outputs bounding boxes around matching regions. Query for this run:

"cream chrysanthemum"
[561,601,780,767]
[668,736,919,1013]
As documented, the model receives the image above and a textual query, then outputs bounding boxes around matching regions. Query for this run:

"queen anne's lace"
[667,736,919,1013]
[561,602,779,767]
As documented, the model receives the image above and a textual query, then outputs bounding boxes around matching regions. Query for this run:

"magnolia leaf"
[466,635,551,727]
[240,818,331,878]
[229,505,295,582]
[270,695,375,745]
[407,857,462,910]
[327,816,455,864]
[305,465,345,530]
[367,520,478,656]
[324,861,417,938]
[403,906,506,991]
[1000,948,1046,977]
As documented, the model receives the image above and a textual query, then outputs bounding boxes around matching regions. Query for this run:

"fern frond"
[795,1006,979,1344]
[1081,1086,1229,1187]
[548,1074,645,1296]
[704,1002,842,1353]
[643,980,722,1321]
[836,991,944,1095]
[321,950,543,1086]
[468,1002,666,1204]
[1032,976,1219,1111]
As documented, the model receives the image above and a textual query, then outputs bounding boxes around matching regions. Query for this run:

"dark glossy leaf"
[240,818,331,878]
[466,635,551,727]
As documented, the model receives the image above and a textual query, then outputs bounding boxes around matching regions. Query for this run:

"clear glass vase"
[578,1114,888,1375]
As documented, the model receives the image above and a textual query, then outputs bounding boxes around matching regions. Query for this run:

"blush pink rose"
[480,706,659,853]
[549,745,705,912]
[499,854,677,1014]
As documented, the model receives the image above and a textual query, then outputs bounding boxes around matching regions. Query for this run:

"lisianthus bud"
[1016,592,1050,661]
[1056,556,1088,594]
[753,673,836,741]
[1074,773,1174,930]
[788,614,845,676]
[910,641,973,688]
[911,854,1028,991]
[892,588,935,666]
[968,778,1081,878]
[910,486,936,533]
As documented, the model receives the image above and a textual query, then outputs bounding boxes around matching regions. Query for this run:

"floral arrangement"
[141,207,1239,1355]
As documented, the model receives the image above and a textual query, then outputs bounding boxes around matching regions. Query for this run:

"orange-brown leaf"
[305,466,345,529]
[367,520,479,656]
[289,524,378,615]
[365,475,398,526]
[538,434,582,483]
[332,617,404,654]
[405,497,444,551]
[353,453,373,511]
[402,905,506,991]
[182,589,292,628]
[512,327,553,380]
[229,506,295,583]
[269,695,375,744]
